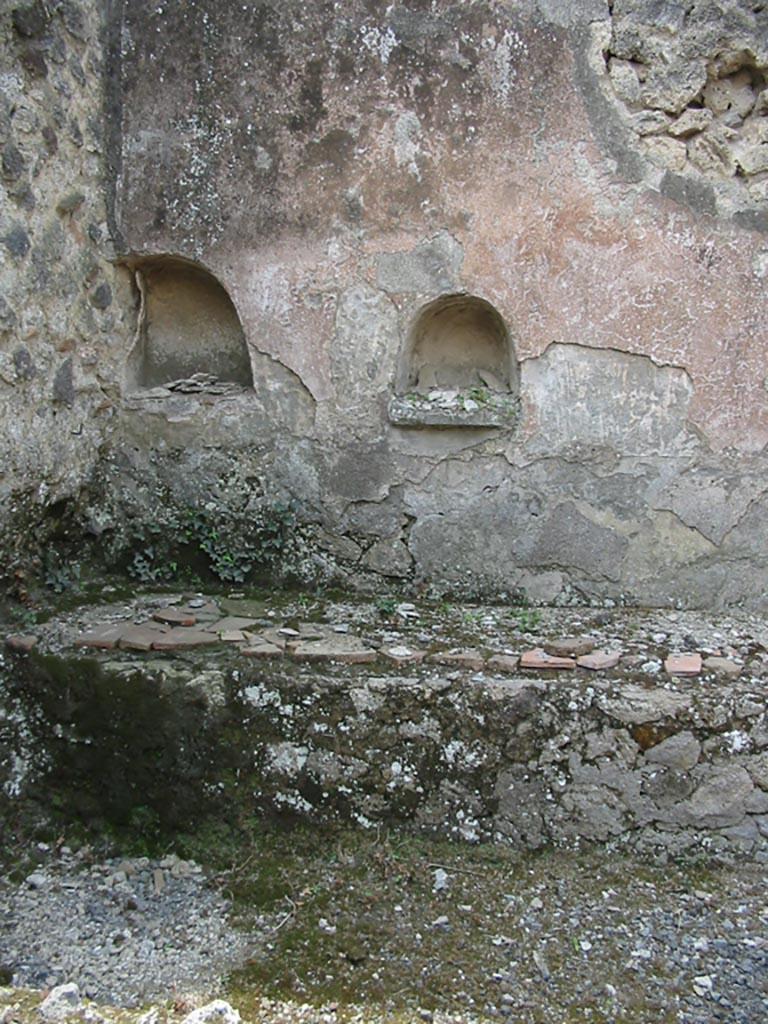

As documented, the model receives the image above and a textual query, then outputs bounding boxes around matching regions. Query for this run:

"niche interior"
[125,256,252,391]
[390,294,519,427]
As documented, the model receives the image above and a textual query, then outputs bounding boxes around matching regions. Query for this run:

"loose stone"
[380,645,427,666]
[703,656,741,678]
[544,637,595,658]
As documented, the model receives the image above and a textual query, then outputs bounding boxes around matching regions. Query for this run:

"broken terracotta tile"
[380,645,427,666]
[702,655,741,678]
[177,600,221,622]
[544,637,595,658]
[258,628,287,650]
[665,652,702,676]
[241,642,283,658]
[5,633,38,653]
[152,607,197,627]
[119,624,169,651]
[76,624,125,650]
[577,650,621,671]
[486,654,520,674]
[151,628,220,650]
[204,615,262,634]
[219,629,247,643]
[291,637,377,664]
[427,650,486,671]
[520,648,576,670]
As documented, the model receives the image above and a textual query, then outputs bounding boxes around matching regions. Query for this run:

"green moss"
[219,827,718,1019]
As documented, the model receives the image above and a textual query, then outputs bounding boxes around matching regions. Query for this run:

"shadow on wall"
[396,294,518,395]
[122,255,253,390]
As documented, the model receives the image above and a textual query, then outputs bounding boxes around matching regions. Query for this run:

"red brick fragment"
[577,651,621,671]
[380,645,427,666]
[153,608,196,627]
[520,648,576,670]
[152,628,220,650]
[427,650,486,671]
[119,625,168,651]
[665,652,702,676]
[76,624,125,650]
[5,633,38,653]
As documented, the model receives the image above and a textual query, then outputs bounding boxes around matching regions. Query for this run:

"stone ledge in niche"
[388,391,519,429]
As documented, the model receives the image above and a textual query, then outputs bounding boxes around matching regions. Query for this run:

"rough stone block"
[544,637,594,658]
[746,752,768,791]
[643,135,688,172]
[702,656,741,678]
[598,685,691,725]
[688,127,737,176]
[39,983,81,1022]
[181,1000,240,1024]
[644,731,701,771]
[676,766,754,828]
[12,2,51,38]
[668,108,713,137]
[52,357,74,406]
[241,642,283,658]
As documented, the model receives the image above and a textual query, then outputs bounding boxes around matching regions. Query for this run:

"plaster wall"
[4,1,768,606]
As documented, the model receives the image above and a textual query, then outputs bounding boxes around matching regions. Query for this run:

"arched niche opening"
[390,294,519,428]
[397,294,517,394]
[124,255,253,391]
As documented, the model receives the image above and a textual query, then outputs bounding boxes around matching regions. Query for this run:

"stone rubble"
[6,596,753,683]
[0,847,256,1006]
[1,838,768,1024]
[5,591,768,861]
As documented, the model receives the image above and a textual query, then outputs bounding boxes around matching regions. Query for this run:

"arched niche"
[397,294,517,394]
[124,255,253,390]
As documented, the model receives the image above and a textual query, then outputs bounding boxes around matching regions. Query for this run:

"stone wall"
[3,1,768,607]
[0,0,133,576]
[3,645,768,861]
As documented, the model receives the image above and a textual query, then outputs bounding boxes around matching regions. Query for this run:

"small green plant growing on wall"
[42,549,81,594]
[375,595,398,619]
[514,606,541,632]
[126,500,301,586]
[467,386,490,405]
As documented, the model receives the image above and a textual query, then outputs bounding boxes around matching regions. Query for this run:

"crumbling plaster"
[3,1,768,606]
